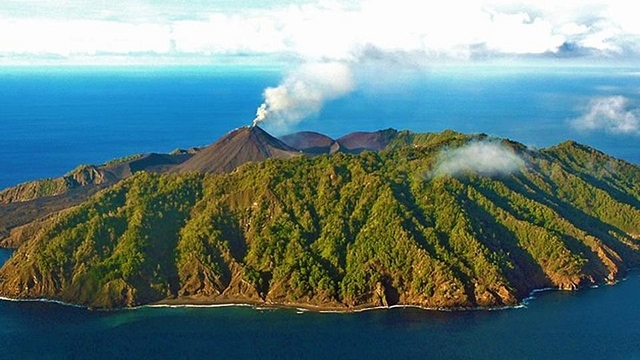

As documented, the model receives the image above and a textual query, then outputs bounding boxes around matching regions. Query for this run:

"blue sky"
[1,0,639,66]
[2,1,639,138]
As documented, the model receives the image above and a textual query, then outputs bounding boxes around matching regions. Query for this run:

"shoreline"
[1,274,632,313]
[0,287,556,313]
[0,296,85,309]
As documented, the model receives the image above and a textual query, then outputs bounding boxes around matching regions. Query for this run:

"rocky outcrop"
[0,178,69,204]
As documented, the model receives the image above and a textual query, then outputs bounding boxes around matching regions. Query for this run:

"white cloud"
[171,14,288,55]
[483,12,564,54]
[1,0,640,65]
[431,141,526,178]
[0,18,172,57]
[571,96,640,135]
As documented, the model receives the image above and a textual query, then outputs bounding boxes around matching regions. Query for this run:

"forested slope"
[1,130,638,310]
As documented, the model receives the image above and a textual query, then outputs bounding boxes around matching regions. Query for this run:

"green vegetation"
[0,164,110,204]
[1,131,639,310]
[0,177,69,203]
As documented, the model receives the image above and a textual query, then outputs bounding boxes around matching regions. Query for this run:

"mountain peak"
[175,125,300,174]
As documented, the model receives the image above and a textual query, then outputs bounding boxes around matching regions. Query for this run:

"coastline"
[0,295,85,309]
[0,272,631,313]
[0,287,561,313]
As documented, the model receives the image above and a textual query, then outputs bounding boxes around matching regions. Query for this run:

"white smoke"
[431,141,525,177]
[252,62,354,129]
[570,96,640,135]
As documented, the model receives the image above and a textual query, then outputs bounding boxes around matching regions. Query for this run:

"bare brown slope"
[0,152,195,206]
[0,125,302,245]
[175,126,301,174]
[0,183,108,247]
[279,131,339,155]
[0,152,196,247]
[337,128,399,153]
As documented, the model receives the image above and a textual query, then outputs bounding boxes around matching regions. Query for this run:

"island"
[0,126,639,311]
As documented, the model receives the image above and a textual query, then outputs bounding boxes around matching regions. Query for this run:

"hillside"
[279,131,339,155]
[0,152,196,205]
[0,129,639,310]
[0,126,396,243]
[0,151,196,245]
[279,128,398,155]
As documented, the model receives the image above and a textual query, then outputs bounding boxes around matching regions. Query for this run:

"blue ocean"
[1,66,639,358]
[1,66,639,189]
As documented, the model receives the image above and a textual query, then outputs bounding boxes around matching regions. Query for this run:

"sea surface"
[0,65,639,189]
[1,249,640,359]
[1,66,640,358]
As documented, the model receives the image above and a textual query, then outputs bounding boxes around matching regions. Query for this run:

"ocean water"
[1,66,640,358]
[1,248,640,359]
[0,65,639,189]
[0,67,279,188]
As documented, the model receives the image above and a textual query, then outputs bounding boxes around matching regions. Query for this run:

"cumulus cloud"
[0,19,172,57]
[1,0,640,64]
[571,96,640,135]
[5,0,639,131]
[431,141,526,178]
[252,62,354,130]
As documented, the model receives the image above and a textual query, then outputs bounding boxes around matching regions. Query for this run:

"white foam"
[319,303,523,314]
[0,286,564,313]
[318,309,346,314]
[145,303,254,309]
[521,287,557,306]
[0,296,83,308]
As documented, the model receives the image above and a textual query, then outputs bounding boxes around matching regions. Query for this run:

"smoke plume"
[431,141,525,178]
[252,62,354,129]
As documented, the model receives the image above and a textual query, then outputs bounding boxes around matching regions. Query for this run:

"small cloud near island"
[570,96,640,135]
[431,141,526,178]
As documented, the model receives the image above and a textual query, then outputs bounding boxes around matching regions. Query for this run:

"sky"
[1,0,639,66]
[2,0,639,139]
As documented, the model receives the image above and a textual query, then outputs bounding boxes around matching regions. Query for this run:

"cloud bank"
[1,1,640,65]
[4,1,638,130]
[571,96,640,135]
[431,141,526,178]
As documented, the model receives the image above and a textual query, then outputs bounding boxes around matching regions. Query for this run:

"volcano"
[279,128,400,155]
[336,128,398,153]
[175,126,301,174]
[3,127,640,312]
[279,131,340,155]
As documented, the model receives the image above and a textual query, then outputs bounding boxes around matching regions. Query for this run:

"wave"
[0,283,600,314]
[319,303,528,314]
[0,294,537,313]
[0,296,84,308]
[521,287,556,306]
[144,303,254,309]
